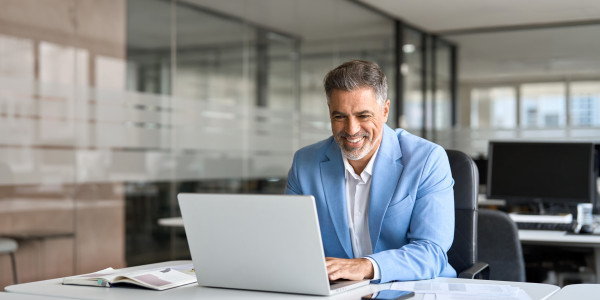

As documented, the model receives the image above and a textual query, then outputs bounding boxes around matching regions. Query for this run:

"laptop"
[178,193,370,295]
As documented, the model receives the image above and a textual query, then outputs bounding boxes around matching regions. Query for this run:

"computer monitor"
[487,141,598,213]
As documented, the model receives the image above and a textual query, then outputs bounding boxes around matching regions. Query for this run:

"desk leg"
[595,248,600,283]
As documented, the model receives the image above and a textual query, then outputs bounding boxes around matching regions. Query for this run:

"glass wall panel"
[521,83,566,128]
[570,81,600,127]
[435,41,452,130]
[402,28,424,132]
[124,0,174,266]
[470,87,517,129]
[298,0,395,145]
[0,0,127,287]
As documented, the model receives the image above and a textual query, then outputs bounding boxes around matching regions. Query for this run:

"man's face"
[329,87,390,162]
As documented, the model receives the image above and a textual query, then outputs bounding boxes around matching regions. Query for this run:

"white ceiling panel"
[359,0,600,32]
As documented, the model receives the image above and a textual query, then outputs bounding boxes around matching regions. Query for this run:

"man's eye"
[359,115,370,119]
[333,115,345,120]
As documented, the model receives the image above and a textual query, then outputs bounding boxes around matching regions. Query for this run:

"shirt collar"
[342,145,380,181]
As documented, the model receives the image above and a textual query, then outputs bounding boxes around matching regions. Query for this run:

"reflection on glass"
[403,28,423,131]
[435,41,451,130]
[521,83,566,128]
[0,34,34,79]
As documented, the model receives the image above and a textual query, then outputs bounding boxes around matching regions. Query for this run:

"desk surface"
[546,284,600,300]
[0,292,58,299]
[6,261,559,300]
[519,230,600,246]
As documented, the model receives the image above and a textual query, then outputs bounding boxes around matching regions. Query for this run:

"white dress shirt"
[342,147,381,280]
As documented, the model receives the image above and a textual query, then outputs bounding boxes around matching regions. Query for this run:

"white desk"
[6,261,559,300]
[519,230,600,283]
[0,293,58,299]
[546,284,600,300]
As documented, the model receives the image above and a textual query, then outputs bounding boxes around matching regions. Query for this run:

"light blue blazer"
[285,125,456,283]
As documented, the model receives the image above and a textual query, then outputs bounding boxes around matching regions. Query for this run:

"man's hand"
[325,257,374,281]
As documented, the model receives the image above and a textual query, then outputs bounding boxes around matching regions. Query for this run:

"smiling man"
[285,60,456,283]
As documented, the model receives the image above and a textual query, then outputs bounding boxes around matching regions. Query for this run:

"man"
[285,60,456,283]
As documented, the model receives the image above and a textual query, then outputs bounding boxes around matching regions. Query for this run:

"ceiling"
[358,0,600,32]
[359,0,600,82]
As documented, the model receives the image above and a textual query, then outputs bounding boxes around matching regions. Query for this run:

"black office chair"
[445,149,489,279]
[478,208,526,281]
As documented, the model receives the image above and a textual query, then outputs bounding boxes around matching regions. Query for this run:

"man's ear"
[382,99,390,122]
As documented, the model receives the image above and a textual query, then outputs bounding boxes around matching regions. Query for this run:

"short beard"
[334,132,373,161]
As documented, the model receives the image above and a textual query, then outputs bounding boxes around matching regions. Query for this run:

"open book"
[62,263,197,291]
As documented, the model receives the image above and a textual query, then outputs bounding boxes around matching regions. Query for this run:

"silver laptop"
[178,193,370,296]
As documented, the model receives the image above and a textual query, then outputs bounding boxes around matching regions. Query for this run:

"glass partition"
[402,28,424,132]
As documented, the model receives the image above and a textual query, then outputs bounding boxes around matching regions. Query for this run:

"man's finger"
[328,270,344,281]
[326,261,341,274]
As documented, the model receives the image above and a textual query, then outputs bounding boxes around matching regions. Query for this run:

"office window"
[570,81,600,127]
[520,83,566,128]
[470,87,517,129]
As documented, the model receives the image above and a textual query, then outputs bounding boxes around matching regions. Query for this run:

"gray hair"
[323,60,388,108]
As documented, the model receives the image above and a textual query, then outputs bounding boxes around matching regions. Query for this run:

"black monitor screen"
[487,141,596,204]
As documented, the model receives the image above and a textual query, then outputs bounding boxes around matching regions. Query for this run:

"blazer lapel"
[320,141,353,258]
[369,125,404,251]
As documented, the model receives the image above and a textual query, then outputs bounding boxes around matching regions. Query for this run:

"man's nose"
[345,117,360,135]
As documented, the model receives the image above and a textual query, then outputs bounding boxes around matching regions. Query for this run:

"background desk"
[519,230,600,283]
[5,261,559,300]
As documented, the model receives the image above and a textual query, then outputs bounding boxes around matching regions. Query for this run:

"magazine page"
[63,267,122,287]
[62,264,196,290]
[113,266,196,290]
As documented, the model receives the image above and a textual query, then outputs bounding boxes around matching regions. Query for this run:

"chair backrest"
[445,149,479,275]
[478,208,526,281]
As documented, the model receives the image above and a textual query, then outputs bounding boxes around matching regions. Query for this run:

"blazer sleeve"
[285,152,302,195]
[368,146,455,283]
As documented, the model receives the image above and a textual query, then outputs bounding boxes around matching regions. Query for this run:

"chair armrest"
[457,262,490,279]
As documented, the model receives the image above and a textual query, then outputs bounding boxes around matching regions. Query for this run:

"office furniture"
[5,260,560,300]
[519,230,600,284]
[546,284,600,300]
[0,238,18,284]
[479,208,526,281]
[445,149,489,278]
